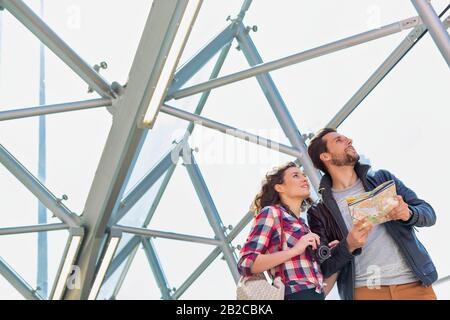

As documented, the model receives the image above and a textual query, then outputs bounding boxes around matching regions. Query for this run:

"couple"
[237,128,438,300]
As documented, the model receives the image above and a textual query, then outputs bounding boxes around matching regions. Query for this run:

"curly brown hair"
[250,162,314,215]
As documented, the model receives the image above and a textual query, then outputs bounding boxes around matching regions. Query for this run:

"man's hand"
[386,195,412,222]
[328,240,339,249]
[346,217,373,253]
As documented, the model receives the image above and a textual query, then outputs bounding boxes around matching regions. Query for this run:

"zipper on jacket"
[385,224,428,284]
[321,200,356,300]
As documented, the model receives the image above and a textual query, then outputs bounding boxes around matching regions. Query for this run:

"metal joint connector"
[88,61,108,93]
[56,194,68,205]
[400,16,422,30]
[245,25,258,33]
[407,24,427,43]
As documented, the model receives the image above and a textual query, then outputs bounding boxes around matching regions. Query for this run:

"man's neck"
[329,165,358,191]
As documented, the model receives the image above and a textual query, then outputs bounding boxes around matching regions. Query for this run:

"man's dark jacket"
[307,162,438,300]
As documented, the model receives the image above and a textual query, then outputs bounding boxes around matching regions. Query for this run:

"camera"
[307,243,331,264]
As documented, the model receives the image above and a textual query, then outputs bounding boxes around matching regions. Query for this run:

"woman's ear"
[274,183,283,194]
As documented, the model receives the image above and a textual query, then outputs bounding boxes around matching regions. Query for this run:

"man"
[306,128,437,300]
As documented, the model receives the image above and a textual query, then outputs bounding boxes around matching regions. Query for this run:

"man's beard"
[331,152,360,167]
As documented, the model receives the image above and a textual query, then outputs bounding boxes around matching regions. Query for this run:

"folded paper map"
[346,180,398,225]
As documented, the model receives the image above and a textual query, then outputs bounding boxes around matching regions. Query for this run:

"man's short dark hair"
[307,128,337,174]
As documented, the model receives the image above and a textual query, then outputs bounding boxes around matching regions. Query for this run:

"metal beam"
[140,163,178,229]
[65,1,198,299]
[112,146,177,225]
[186,42,233,135]
[327,10,450,129]
[0,0,115,98]
[105,29,236,299]
[105,38,231,288]
[412,0,450,67]
[37,0,48,298]
[103,163,177,286]
[141,238,172,299]
[113,225,222,246]
[112,12,233,226]
[108,30,238,298]
[182,151,240,282]
[0,144,80,227]
[50,227,84,300]
[236,0,253,22]
[236,25,322,190]
[435,275,450,286]
[167,16,422,101]
[167,0,251,98]
[0,257,43,300]
[0,223,68,236]
[172,211,253,299]
[161,104,305,159]
[97,4,198,287]
[103,235,141,285]
[0,98,112,122]
[109,244,139,300]
[168,24,237,95]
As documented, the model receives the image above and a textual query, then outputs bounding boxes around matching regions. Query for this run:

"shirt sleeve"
[237,206,276,276]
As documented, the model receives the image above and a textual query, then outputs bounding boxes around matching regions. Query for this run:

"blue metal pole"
[141,238,172,300]
[37,0,48,298]
[236,0,253,22]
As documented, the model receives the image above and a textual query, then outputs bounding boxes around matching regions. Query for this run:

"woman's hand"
[290,232,320,257]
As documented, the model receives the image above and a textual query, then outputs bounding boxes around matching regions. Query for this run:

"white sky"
[0,0,449,300]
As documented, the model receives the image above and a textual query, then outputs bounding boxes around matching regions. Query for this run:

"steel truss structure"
[0,0,449,300]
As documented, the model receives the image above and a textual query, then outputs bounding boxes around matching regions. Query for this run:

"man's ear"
[320,152,330,163]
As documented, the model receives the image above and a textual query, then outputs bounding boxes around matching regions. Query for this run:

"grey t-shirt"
[332,179,418,288]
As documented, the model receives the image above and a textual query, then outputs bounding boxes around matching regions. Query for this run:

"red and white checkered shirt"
[237,204,324,295]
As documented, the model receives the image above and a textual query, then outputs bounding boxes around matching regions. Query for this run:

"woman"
[237,162,338,300]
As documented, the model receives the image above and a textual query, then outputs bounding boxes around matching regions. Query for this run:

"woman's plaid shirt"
[237,204,324,295]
